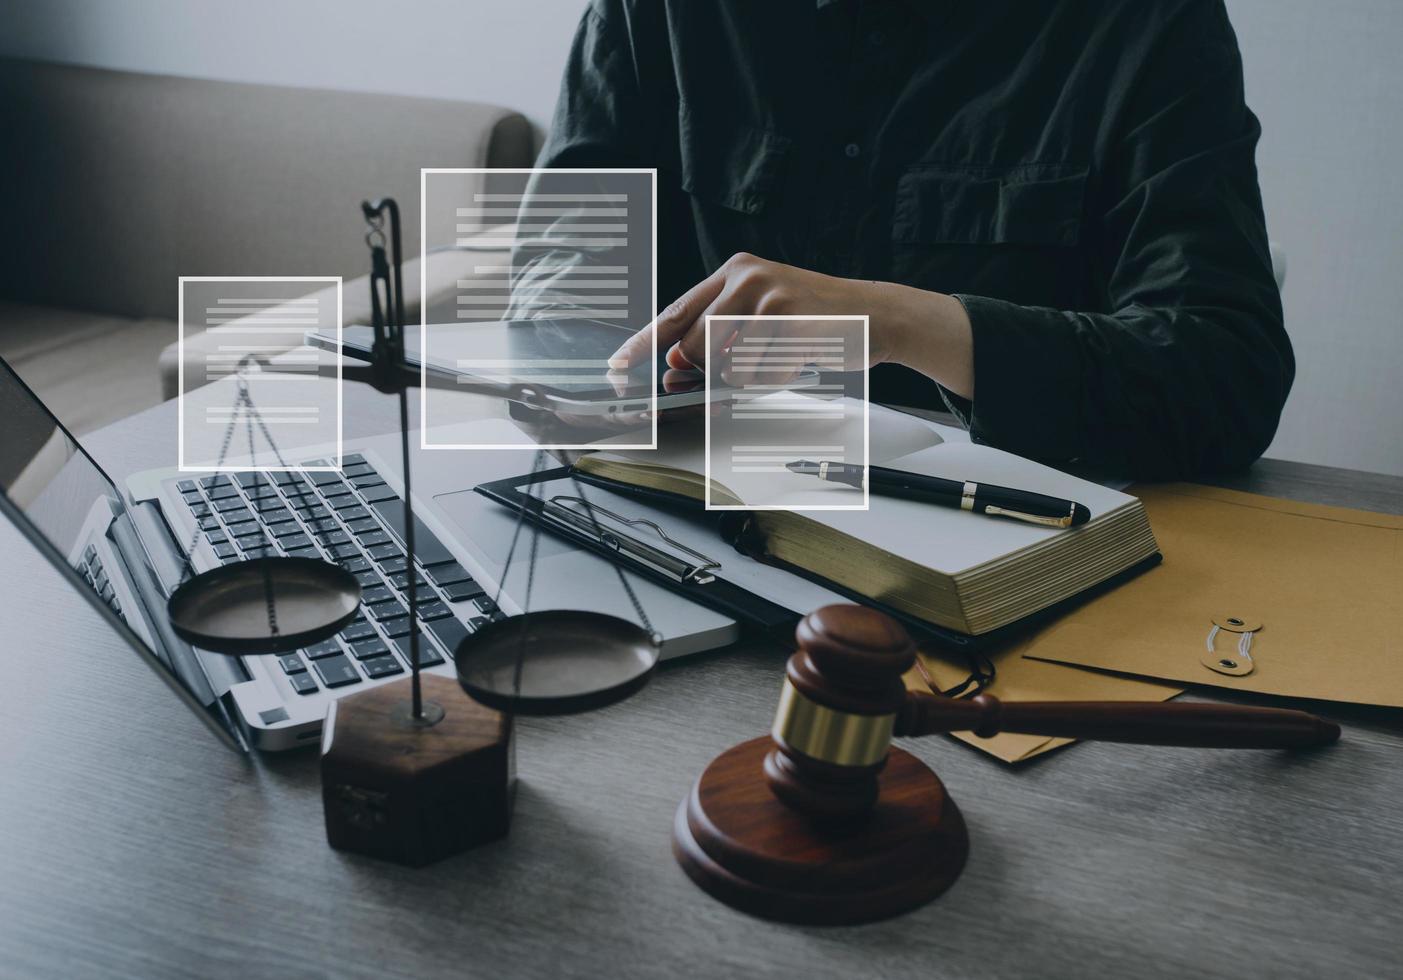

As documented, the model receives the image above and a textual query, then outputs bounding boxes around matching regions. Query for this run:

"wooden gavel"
[765,605,1341,820]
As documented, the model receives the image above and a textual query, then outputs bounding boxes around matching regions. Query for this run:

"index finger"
[608,266,727,369]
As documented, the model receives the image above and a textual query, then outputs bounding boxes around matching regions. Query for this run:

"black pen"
[785,459,1091,528]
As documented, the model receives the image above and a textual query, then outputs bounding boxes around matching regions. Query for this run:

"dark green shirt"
[538,0,1291,479]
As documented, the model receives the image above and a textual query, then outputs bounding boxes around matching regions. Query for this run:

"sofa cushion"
[0,301,174,434]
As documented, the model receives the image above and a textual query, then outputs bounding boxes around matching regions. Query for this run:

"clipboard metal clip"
[542,495,723,586]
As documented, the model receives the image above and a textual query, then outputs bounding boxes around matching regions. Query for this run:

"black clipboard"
[474,467,802,646]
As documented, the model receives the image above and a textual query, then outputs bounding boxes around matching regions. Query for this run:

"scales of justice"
[165,196,1340,917]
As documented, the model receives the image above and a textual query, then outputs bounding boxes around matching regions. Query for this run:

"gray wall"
[1,0,1400,476]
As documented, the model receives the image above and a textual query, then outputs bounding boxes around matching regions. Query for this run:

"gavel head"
[765,605,916,821]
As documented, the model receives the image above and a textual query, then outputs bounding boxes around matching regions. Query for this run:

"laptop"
[0,357,738,752]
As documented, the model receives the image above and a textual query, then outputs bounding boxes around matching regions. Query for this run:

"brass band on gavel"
[771,678,895,768]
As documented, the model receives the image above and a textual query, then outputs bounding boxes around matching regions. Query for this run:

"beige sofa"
[0,58,533,431]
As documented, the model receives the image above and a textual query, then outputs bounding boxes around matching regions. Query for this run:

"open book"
[576,437,1160,636]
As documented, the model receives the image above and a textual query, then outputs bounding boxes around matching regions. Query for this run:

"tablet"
[309,319,817,417]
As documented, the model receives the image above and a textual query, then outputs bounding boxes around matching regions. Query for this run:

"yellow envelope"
[1022,484,1403,707]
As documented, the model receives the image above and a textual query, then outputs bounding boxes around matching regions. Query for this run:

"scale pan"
[167,557,361,655]
[455,610,660,715]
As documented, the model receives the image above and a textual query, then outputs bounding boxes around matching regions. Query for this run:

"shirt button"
[844,143,861,159]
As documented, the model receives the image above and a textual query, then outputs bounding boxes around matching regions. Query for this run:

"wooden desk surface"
[2,392,1401,980]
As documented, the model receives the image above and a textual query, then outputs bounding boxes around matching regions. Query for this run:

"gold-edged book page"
[1021,483,1403,708]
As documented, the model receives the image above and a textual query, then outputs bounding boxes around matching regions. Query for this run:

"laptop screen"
[0,358,244,750]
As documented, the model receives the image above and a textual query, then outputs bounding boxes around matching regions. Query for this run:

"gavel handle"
[894,692,1340,749]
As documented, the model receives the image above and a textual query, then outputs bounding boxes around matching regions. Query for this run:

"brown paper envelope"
[1023,484,1403,707]
[904,640,1182,764]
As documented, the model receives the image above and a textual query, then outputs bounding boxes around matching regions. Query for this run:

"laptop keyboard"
[174,453,503,698]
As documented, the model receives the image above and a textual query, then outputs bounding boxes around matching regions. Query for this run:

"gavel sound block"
[672,605,1340,926]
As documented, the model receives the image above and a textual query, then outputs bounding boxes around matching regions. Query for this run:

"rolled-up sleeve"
[952,1,1291,479]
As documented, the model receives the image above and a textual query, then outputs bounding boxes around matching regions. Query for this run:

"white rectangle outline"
[704,315,869,512]
[177,276,343,473]
[419,168,658,451]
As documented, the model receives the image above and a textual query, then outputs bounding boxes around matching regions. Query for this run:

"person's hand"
[608,252,976,398]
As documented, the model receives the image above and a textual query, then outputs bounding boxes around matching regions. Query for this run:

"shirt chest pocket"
[893,163,1088,245]
[890,163,1089,302]
[678,100,792,215]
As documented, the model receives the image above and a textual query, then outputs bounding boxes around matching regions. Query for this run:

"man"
[540,0,1290,479]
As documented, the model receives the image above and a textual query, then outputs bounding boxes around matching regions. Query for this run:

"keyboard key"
[337,505,370,521]
[205,531,228,546]
[270,522,304,538]
[233,472,264,489]
[221,507,254,526]
[304,639,343,660]
[426,617,470,657]
[349,472,386,490]
[469,616,490,630]
[361,485,398,504]
[425,562,472,587]
[286,546,322,560]
[414,600,454,621]
[187,502,212,518]
[226,520,260,538]
[308,470,343,486]
[271,471,299,486]
[368,500,456,567]
[200,475,232,490]
[318,530,351,547]
[346,517,379,535]
[361,655,404,679]
[353,570,382,588]
[380,616,412,638]
[340,621,378,642]
[197,516,220,531]
[392,633,445,668]
[389,571,431,593]
[328,543,361,560]
[212,496,247,513]
[313,655,361,688]
[279,533,313,551]
[350,638,391,660]
[368,600,408,622]
[176,479,197,493]
[277,654,306,675]
[338,556,372,574]
[474,597,500,616]
[361,586,393,605]
[443,579,486,603]
[354,529,390,548]
[220,550,242,564]
[308,518,341,534]
[367,543,403,562]
[378,556,408,575]
[289,672,319,695]
[342,462,375,477]
[249,485,281,501]
[235,533,268,551]
[255,498,289,514]
[323,490,355,509]
[207,483,240,501]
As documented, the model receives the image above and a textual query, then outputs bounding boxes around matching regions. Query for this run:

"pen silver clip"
[543,495,722,584]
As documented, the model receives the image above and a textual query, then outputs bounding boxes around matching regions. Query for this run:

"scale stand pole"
[363,197,436,726]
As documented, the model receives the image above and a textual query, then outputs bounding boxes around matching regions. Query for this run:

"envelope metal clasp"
[1200,614,1260,676]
